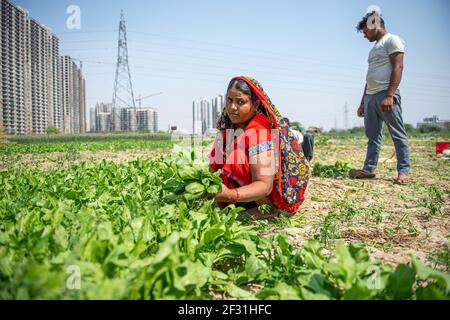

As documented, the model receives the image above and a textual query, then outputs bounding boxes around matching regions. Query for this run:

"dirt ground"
[278,137,449,270]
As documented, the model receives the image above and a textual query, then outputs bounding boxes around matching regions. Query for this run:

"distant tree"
[290,121,304,132]
[419,125,442,133]
[444,121,450,131]
[348,126,365,134]
[46,125,60,134]
[404,123,416,133]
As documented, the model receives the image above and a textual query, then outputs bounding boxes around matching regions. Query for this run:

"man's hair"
[356,11,385,32]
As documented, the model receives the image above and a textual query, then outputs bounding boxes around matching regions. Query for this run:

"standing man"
[350,11,410,184]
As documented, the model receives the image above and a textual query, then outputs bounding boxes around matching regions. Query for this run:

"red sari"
[210,77,310,214]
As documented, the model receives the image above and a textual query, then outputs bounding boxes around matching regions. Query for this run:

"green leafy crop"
[313,161,353,178]
[0,152,448,300]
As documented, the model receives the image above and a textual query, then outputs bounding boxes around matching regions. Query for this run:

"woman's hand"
[215,184,237,203]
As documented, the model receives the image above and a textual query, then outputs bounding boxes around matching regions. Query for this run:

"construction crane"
[135,92,163,108]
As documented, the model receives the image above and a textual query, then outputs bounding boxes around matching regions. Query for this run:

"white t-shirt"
[291,128,303,144]
[366,33,405,95]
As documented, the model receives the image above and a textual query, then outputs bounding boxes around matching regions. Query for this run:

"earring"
[256,103,262,115]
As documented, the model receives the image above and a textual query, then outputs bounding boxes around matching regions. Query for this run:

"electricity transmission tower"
[344,102,348,130]
[112,10,136,132]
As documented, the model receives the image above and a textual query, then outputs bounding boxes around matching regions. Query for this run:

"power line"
[65,44,450,83]
[57,28,450,80]
[84,67,450,100]
[77,54,450,93]
[58,33,450,104]
[55,30,118,35]
[114,72,450,102]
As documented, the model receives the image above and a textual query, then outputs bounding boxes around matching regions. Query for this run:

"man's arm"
[357,83,367,117]
[381,52,404,112]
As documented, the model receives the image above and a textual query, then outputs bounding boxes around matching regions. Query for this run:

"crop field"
[0,132,448,299]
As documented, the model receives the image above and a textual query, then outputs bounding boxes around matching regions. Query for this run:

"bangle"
[231,188,240,204]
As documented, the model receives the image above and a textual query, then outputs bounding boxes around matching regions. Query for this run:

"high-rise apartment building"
[0,0,31,134]
[192,94,223,135]
[1,0,84,135]
[211,94,223,128]
[92,102,112,133]
[30,19,50,134]
[48,33,62,130]
[136,107,158,132]
[89,107,95,132]
[60,55,85,134]
[91,103,158,133]
[60,56,73,134]
[79,65,85,133]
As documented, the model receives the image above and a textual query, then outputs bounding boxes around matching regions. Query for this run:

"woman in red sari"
[210,76,311,217]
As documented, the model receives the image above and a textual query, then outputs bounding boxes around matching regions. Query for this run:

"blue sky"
[12,0,450,132]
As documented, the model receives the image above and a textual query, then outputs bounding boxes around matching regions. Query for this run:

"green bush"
[46,125,60,135]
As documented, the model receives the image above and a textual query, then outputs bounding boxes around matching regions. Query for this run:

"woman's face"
[225,86,258,128]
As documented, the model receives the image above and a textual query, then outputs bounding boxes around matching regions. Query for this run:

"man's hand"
[381,95,394,112]
[357,104,365,117]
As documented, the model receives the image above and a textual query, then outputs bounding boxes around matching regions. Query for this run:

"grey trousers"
[363,89,410,175]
